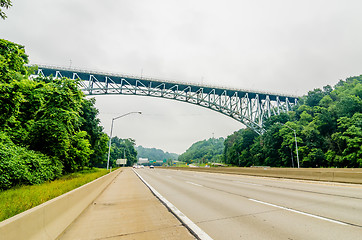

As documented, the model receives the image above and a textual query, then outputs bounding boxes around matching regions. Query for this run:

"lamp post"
[107,111,142,170]
[278,123,300,168]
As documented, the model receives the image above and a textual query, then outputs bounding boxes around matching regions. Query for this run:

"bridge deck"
[34,65,299,134]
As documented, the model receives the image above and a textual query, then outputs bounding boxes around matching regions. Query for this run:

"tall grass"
[0,168,109,222]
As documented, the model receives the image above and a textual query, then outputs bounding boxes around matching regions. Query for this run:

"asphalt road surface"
[135,168,362,240]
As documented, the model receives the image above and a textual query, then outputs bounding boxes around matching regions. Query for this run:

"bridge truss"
[34,65,298,134]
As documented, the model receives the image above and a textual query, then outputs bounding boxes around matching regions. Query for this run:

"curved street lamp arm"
[107,111,142,170]
[113,111,142,121]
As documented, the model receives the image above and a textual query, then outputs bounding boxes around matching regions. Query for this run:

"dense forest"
[136,146,178,161]
[178,137,224,164]
[108,137,138,167]
[0,39,122,190]
[224,76,362,168]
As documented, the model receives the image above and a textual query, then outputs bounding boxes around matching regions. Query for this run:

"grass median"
[0,168,110,222]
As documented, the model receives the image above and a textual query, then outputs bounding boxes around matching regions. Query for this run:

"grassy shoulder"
[0,168,109,222]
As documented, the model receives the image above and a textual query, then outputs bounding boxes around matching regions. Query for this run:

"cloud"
[1,0,362,153]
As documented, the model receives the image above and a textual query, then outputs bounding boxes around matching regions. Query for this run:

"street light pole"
[107,111,142,170]
[280,123,300,168]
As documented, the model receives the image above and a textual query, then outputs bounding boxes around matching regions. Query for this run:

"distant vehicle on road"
[150,165,154,169]
[133,165,145,169]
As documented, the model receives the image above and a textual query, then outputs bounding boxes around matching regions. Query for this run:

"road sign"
[116,159,127,165]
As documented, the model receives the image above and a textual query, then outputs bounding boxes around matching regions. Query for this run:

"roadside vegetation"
[136,145,178,161]
[0,37,138,192]
[176,78,361,168]
[223,76,362,168]
[178,137,224,164]
[0,9,138,220]
[0,168,109,221]
[0,39,110,190]
[108,137,138,167]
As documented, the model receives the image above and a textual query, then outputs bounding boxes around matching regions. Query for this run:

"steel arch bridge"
[33,65,299,134]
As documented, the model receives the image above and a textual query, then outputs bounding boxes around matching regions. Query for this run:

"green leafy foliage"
[0,132,62,190]
[136,146,178,161]
[0,39,109,189]
[223,76,362,168]
[0,0,12,20]
[79,98,109,168]
[0,39,28,82]
[178,137,224,164]
[109,137,138,167]
[224,129,258,166]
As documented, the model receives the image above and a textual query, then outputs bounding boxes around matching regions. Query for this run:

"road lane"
[152,169,362,226]
[135,168,362,240]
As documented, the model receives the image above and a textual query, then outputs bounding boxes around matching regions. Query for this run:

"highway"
[135,168,362,240]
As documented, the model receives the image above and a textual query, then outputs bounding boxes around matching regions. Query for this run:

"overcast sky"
[1,0,362,154]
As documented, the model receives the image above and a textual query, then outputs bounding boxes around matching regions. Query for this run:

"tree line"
[223,76,362,168]
[0,39,138,190]
[136,145,178,161]
[108,137,138,167]
[178,137,224,164]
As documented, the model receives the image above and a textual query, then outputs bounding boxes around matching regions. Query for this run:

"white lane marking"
[249,198,348,226]
[133,170,213,240]
[234,181,263,186]
[186,181,203,187]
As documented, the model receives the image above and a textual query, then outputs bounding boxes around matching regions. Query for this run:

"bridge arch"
[34,65,298,134]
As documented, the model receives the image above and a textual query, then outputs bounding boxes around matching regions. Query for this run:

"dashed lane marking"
[186,181,203,187]
[249,198,348,226]
[234,181,263,187]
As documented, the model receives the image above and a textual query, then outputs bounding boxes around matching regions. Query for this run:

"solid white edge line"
[133,169,214,240]
[249,198,348,226]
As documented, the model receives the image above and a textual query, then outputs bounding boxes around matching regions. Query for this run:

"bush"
[0,132,62,190]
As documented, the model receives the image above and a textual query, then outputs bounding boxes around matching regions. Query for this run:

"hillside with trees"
[0,39,111,189]
[135,146,178,161]
[224,76,362,167]
[178,137,224,164]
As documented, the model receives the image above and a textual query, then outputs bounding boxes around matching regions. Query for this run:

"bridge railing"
[32,65,299,134]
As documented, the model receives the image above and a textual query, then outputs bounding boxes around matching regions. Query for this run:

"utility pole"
[107,111,142,170]
[278,123,300,168]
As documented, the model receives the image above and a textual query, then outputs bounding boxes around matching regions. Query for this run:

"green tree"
[0,38,110,189]
[222,75,362,168]
[0,81,23,127]
[305,88,325,107]
[136,146,178,161]
[179,137,224,164]
[67,131,94,171]
[109,137,138,167]
[0,131,62,190]
[79,98,108,168]
[0,0,11,20]
[329,113,362,167]
[224,129,258,166]
[0,39,29,83]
